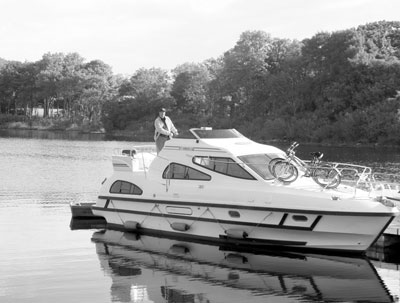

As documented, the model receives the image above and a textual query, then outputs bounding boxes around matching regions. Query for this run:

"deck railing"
[324,163,400,201]
[273,160,400,200]
[113,146,157,178]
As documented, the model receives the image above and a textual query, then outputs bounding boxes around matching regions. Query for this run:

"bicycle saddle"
[310,152,323,159]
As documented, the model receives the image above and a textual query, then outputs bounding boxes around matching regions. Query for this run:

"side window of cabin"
[110,180,143,195]
[238,153,284,180]
[193,156,255,180]
[163,163,211,180]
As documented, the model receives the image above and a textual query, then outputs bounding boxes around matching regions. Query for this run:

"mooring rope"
[140,203,173,226]
[139,203,158,225]
[110,200,125,225]
[203,207,227,233]
[187,207,211,229]
[247,211,273,236]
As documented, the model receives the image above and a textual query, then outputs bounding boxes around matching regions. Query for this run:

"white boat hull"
[92,196,395,253]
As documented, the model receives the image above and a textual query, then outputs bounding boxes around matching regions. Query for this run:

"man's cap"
[159,107,166,112]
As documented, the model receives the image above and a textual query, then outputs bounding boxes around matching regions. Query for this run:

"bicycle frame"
[271,142,341,189]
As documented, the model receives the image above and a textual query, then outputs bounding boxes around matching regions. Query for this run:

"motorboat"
[92,128,399,254]
[91,229,394,303]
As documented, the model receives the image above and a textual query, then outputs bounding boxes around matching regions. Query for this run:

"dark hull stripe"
[92,206,365,233]
[103,224,366,255]
[310,215,322,229]
[279,213,288,225]
[97,195,396,217]
[106,223,306,246]
[218,235,307,246]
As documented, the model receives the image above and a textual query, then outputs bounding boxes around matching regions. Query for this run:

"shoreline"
[1,126,400,149]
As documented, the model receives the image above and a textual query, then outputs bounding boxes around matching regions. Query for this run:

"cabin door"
[166,179,207,200]
[163,163,210,199]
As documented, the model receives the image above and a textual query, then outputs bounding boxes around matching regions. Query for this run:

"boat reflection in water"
[91,229,394,303]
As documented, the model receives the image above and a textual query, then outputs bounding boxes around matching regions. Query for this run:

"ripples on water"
[1,130,400,302]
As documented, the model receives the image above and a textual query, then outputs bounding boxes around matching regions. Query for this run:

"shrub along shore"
[2,114,398,149]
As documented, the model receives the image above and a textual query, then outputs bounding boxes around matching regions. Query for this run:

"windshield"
[190,129,244,139]
[238,153,285,180]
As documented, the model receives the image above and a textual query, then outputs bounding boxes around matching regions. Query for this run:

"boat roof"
[161,128,284,157]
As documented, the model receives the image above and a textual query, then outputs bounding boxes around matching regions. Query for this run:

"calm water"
[1,130,400,303]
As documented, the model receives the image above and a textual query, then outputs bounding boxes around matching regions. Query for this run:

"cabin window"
[192,156,255,180]
[110,180,143,195]
[238,153,285,180]
[228,210,240,218]
[292,215,308,222]
[163,163,211,180]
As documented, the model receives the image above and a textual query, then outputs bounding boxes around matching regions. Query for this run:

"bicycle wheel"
[268,157,285,177]
[312,165,341,189]
[272,160,299,183]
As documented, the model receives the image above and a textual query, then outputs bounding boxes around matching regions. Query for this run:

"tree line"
[0,53,117,130]
[1,21,400,144]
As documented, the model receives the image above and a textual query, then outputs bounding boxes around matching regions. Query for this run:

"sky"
[1,0,399,76]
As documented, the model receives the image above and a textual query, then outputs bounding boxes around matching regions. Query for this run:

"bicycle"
[269,142,342,189]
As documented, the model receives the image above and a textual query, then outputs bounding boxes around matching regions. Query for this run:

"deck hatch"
[292,215,308,222]
[228,210,240,218]
[166,206,193,215]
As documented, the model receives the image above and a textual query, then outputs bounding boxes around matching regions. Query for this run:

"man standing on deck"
[154,107,178,154]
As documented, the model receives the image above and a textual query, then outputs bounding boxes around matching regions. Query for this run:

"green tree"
[15,62,41,116]
[102,67,172,131]
[353,21,400,64]
[56,53,86,118]
[77,60,116,127]
[301,30,359,120]
[0,58,7,69]
[215,31,273,121]
[36,53,65,117]
[0,61,29,114]
[171,62,211,114]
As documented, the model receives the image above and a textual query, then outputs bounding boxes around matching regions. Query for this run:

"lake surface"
[1,130,400,303]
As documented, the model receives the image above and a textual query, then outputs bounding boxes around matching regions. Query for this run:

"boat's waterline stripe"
[92,206,321,231]
[97,195,396,217]
[98,225,308,247]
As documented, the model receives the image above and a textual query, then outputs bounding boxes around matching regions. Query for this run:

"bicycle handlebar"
[287,142,299,156]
